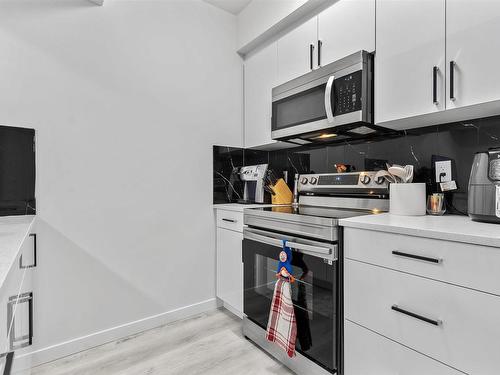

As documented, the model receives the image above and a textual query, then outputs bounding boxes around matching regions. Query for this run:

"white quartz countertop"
[0,215,36,289]
[340,213,500,248]
[213,203,286,212]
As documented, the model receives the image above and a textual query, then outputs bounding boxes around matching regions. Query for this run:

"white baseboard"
[13,298,218,372]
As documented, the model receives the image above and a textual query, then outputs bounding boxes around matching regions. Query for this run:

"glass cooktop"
[250,205,379,220]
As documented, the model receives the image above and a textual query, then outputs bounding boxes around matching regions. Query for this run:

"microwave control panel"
[334,70,363,116]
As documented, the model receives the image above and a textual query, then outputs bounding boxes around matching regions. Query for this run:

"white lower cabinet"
[0,228,36,374]
[343,226,500,375]
[346,259,500,375]
[344,320,462,375]
[216,219,243,317]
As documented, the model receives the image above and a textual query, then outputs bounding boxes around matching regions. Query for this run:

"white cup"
[390,183,426,216]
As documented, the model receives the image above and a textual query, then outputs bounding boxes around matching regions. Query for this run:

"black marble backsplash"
[213,115,500,213]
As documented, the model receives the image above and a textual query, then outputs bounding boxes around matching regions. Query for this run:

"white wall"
[0,0,242,365]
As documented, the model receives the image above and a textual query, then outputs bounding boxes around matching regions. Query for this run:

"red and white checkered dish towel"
[266,277,297,358]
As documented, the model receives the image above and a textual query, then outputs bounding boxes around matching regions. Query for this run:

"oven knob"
[375,176,386,185]
[360,175,371,185]
[310,177,318,185]
[301,177,308,185]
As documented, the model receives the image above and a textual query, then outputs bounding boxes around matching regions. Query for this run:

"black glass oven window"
[333,70,363,116]
[243,238,337,372]
[272,84,327,131]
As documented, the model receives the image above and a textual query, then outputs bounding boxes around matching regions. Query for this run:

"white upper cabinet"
[446,0,500,109]
[244,42,278,149]
[318,0,375,67]
[277,17,318,85]
[375,0,446,127]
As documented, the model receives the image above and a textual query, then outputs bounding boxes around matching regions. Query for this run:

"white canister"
[390,183,426,216]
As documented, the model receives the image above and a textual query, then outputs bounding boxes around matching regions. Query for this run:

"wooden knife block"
[270,178,293,205]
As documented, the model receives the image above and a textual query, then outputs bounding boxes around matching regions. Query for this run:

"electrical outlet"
[435,160,452,183]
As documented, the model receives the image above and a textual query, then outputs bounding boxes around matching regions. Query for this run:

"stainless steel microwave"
[271,50,381,144]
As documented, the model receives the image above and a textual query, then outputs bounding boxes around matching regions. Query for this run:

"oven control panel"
[298,172,389,195]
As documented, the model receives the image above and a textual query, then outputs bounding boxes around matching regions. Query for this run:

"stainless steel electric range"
[242,171,389,375]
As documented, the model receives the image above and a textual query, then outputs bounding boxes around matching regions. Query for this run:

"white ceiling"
[202,0,252,15]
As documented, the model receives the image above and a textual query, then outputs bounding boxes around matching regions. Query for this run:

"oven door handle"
[324,75,335,123]
[244,229,337,260]
[286,241,331,256]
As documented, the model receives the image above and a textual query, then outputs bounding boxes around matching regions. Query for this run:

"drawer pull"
[222,218,237,223]
[392,250,442,264]
[391,305,442,326]
[20,233,37,269]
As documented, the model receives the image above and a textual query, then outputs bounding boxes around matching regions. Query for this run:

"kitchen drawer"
[344,320,463,375]
[345,259,500,374]
[216,209,244,232]
[344,227,500,296]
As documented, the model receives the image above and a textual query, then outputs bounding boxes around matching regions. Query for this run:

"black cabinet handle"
[222,218,237,223]
[433,66,438,104]
[391,305,442,326]
[392,250,442,264]
[309,44,315,70]
[20,233,37,269]
[450,61,455,101]
[317,40,322,67]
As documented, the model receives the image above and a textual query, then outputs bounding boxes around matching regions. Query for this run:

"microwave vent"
[349,126,377,135]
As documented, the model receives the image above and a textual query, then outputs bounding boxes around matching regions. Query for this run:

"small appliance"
[468,149,500,223]
[271,51,391,145]
[242,171,389,375]
[237,164,268,204]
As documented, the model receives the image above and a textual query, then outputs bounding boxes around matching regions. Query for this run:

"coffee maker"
[236,164,268,204]
[468,149,500,223]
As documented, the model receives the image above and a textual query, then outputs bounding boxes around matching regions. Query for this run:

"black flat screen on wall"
[0,125,36,216]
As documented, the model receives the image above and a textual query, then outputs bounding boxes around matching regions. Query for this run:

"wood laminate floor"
[32,309,294,375]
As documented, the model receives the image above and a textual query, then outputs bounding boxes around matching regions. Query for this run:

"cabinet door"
[375,0,445,127]
[244,43,278,149]
[344,320,463,375]
[277,17,318,85]
[318,0,375,67]
[216,228,243,316]
[446,0,500,109]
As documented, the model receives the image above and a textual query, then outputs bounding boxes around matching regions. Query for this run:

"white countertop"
[0,215,36,289]
[340,213,500,248]
[213,203,286,212]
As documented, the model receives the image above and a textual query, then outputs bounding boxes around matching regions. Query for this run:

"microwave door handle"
[324,75,335,123]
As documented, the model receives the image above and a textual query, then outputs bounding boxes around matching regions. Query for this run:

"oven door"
[242,227,339,373]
